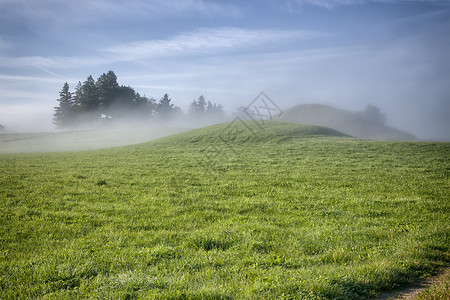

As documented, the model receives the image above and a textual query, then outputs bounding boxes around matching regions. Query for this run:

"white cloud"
[0,56,54,69]
[0,27,319,69]
[296,0,363,9]
[137,0,241,17]
[0,54,109,71]
[102,27,322,61]
[0,74,66,83]
[0,0,240,27]
[294,0,449,9]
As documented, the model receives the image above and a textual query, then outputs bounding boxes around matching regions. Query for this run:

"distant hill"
[275,104,416,141]
[0,121,348,154]
[150,120,349,148]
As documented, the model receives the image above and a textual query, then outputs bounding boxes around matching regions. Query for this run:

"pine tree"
[189,95,207,116]
[73,76,101,123]
[206,101,224,115]
[156,93,175,119]
[53,70,175,127]
[96,70,119,115]
[134,93,156,120]
[197,95,206,113]
[205,100,225,124]
[109,85,138,119]
[72,81,82,111]
[53,82,74,129]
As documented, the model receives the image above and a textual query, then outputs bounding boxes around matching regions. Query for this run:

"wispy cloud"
[0,27,321,70]
[295,0,363,9]
[0,74,67,83]
[0,36,13,50]
[0,54,109,70]
[102,27,323,61]
[0,0,240,27]
[137,0,241,17]
[294,0,449,9]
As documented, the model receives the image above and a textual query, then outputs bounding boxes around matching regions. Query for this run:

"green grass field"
[0,121,449,299]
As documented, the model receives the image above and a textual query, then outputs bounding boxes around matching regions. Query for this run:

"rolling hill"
[1,121,448,299]
[152,120,349,146]
[275,104,417,141]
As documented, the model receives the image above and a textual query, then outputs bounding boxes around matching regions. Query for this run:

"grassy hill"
[275,104,417,141]
[0,121,448,299]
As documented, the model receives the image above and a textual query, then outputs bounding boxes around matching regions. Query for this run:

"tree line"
[53,70,225,129]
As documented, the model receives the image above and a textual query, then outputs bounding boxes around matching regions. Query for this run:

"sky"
[0,0,449,140]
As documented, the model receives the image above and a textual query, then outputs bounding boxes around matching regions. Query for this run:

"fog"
[1,1,449,142]
[1,91,449,143]
[0,126,189,154]
[0,105,231,153]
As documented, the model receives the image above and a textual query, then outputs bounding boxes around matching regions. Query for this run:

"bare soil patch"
[376,268,450,299]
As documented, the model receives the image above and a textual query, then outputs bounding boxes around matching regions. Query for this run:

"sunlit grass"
[0,121,448,299]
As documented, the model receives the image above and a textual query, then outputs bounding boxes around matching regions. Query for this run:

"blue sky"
[0,0,449,139]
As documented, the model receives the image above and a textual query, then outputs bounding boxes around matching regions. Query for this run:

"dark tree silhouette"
[189,95,207,116]
[96,70,119,116]
[363,104,386,124]
[54,71,226,129]
[134,93,156,120]
[53,82,75,129]
[73,76,100,117]
[156,93,176,120]
[190,95,224,118]
[206,101,224,116]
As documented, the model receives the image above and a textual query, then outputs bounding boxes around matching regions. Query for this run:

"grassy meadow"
[0,121,449,299]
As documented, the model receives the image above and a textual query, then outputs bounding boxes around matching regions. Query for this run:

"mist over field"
[0,0,448,141]
[2,100,448,142]
[0,127,189,154]
[1,2,449,298]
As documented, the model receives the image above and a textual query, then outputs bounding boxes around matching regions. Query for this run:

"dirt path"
[376,268,450,299]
